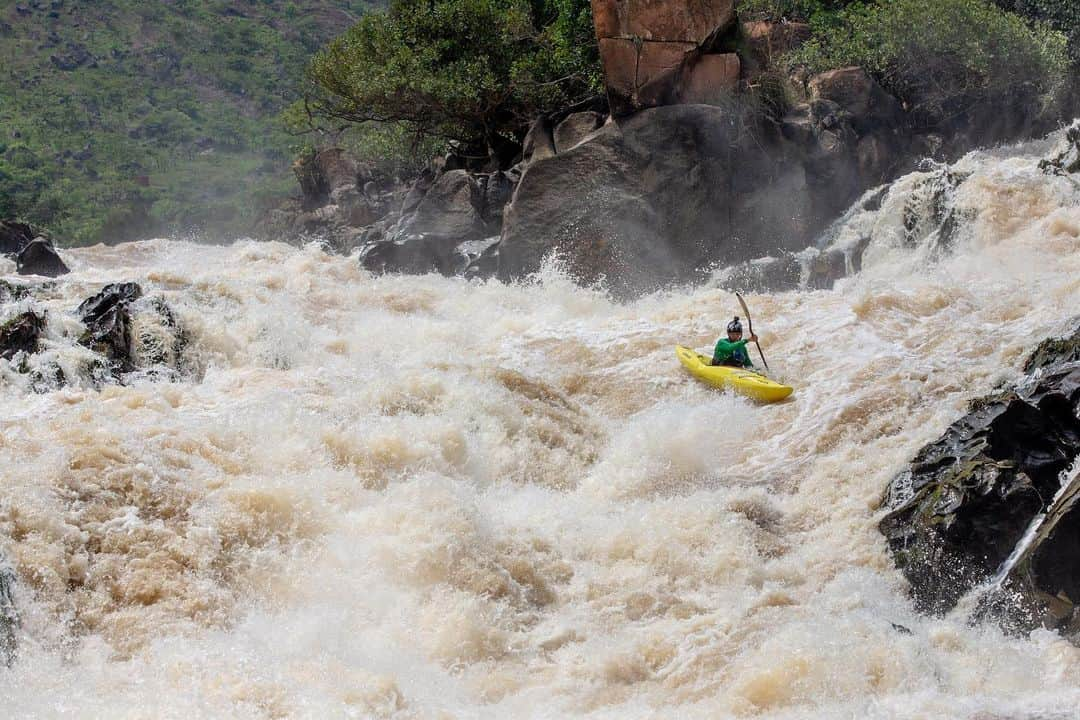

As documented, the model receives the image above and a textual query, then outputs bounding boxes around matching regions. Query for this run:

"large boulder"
[592,0,737,114]
[498,104,857,296]
[16,237,69,277]
[879,327,1080,631]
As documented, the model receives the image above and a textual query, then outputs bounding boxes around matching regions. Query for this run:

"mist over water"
[2,128,1080,718]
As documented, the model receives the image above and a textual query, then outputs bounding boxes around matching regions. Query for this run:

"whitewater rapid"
[1,128,1080,718]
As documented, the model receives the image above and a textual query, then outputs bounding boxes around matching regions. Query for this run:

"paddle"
[735,292,769,371]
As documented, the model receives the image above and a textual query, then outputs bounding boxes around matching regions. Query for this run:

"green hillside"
[0,0,374,245]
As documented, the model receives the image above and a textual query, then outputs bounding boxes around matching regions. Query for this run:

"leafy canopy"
[788,0,1069,121]
[300,0,600,157]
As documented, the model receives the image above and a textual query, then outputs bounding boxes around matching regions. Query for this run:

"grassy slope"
[0,0,373,245]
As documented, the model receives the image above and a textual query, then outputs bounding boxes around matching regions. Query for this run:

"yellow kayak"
[676,345,793,402]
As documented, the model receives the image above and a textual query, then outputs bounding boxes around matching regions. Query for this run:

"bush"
[995,0,1080,61]
[301,0,600,160]
[790,0,1069,122]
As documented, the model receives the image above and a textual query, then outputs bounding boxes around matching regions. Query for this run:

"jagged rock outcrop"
[77,282,143,374]
[16,237,70,277]
[879,326,1080,634]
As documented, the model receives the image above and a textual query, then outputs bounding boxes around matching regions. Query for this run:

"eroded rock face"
[879,328,1080,631]
[592,0,737,114]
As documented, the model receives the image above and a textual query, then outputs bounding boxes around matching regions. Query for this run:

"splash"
[1,125,1080,718]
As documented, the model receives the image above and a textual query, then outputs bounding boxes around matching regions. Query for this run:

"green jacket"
[713,338,753,367]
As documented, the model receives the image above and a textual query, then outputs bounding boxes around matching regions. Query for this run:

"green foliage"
[302,0,600,160]
[995,0,1080,60]
[789,0,1069,120]
[0,0,375,245]
[736,0,859,22]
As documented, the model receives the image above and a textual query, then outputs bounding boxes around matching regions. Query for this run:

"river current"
[2,127,1080,718]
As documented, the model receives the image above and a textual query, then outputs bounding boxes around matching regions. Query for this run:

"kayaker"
[713,317,757,368]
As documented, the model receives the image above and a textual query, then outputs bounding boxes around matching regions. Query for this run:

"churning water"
[2,126,1080,718]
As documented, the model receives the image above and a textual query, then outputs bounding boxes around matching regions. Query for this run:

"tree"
[300,0,600,160]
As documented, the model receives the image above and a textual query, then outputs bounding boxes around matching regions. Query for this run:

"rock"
[592,0,736,44]
[593,0,737,115]
[400,168,436,215]
[879,329,1080,620]
[808,67,902,132]
[553,111,605,153]
[362,170,492,275]
[398,170,487,244]
[330,185,381,227]
[498,104,847,296]
[16,237,69,277]
[481,171,515,224]
[0,220,36,257]
[1026,326,1080,373]
[678,53,740,105]
[77,282,143,373]
[0,311,45,361]
[522,118,557,164]
[0,560,16,667]
[599,38,697,113]
[293,148,363,210]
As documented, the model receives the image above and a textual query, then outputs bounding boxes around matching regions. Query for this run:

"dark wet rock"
[77,282,143,373]
[0,561,16,667]
[0,311,45,361]
[1025,326,1080,373]
[879,327,1080,623]
[499,104,862,297]
[16,237,69,277]
[0,220,36,257]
